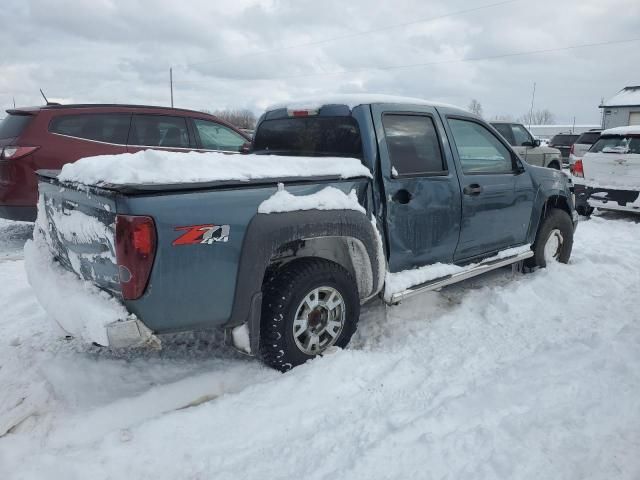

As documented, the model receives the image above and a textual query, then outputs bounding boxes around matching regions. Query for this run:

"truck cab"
[30,94,577,371]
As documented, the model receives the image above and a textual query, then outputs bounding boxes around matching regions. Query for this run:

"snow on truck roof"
[601,125,640,136]
[266,94,465,112]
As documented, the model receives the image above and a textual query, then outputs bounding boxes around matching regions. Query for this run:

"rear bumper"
[584,185,640,214]
[0,205,36,221]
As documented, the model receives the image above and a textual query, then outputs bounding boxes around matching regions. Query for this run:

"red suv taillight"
[1,145,39,160]
[115,215,156,300]
[571,159,584,178]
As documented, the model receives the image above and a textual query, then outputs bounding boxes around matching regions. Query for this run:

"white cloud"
[1,0,638,123]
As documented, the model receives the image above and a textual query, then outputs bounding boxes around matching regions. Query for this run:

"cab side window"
[49,114,131,144]
[130,115,190,148]
[382,114,446,176]
[511,124,533,146]
[193,119,247,152]
[492,123,515,145]
[449,119,514,174]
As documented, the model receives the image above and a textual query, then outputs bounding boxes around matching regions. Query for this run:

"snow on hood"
[57,149,371,186]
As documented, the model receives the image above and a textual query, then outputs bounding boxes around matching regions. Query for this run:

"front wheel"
[527,208,574,268]
[260,259,360,372]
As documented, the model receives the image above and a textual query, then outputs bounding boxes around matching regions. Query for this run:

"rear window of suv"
[49,113,131,144]
[575,131,600,145]
[0,113,33,139]
[550,134,579,146]
[253,117,362,158]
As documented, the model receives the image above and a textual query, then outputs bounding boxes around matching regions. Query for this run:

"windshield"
[550,134,579,146]
[575,131,600,145]
[0,113,33,139]
[253,116,363,158]
[590,135,640,154]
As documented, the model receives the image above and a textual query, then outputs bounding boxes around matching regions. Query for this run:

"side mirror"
[240,142,251,154]
[534,138,541,147]
[522,139,540,148]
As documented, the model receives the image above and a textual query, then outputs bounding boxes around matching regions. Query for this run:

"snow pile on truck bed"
[23,230,128,346]
[57,149,371,186]
[258,185,366,214]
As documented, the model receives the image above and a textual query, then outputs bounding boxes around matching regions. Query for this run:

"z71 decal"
[172,224,230,246]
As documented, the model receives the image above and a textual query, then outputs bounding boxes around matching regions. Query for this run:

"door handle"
[463,184,483,196]
[392,189,412,204]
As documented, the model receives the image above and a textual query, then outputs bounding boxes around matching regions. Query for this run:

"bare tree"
[468,99,483,117]
[202,109,257,129]
[518,109,555,125]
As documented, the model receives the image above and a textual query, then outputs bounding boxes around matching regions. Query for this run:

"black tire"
[548,161,561,170]
[527,208,574,268]
[576,205,594,217]
[260,258,360,372]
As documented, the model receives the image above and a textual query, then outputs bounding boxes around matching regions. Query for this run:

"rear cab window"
[0,113,33,139]
[382,114,446,176]
[253,116,362,158]
[49,113,131,144]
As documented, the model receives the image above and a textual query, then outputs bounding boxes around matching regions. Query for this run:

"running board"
[388,250,534,304]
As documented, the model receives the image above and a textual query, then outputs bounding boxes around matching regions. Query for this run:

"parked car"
[30,95,577,371]
[490,122,563,169]
[0,104,251,221]
[548,133,580,165]
[569,129,601,165]
[571,125,640,215]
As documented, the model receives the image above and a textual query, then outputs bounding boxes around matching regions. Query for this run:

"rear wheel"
[527,208,574,268]
[260,259,360,372]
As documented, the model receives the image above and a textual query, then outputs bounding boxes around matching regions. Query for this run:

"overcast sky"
[1,0,638,123]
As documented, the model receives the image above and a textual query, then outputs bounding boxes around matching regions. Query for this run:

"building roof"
[600,86,640,108]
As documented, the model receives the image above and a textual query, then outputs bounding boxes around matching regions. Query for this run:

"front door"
[444,117,535,261]
[372,104,462,273]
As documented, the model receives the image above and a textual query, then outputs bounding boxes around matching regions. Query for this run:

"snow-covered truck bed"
[29,95,578,371]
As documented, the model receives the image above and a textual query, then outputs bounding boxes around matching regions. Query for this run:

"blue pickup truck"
[30,95,578,371]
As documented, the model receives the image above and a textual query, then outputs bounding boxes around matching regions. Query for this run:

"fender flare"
[225,209,384,354]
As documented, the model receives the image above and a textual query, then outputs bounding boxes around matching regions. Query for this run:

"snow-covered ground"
[1,213,639,479]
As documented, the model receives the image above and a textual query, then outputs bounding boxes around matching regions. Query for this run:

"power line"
[174,37,640,84]
[178,0,522,69]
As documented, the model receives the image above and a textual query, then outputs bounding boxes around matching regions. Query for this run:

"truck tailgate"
[583,152,640,189]
[37,175,121,295]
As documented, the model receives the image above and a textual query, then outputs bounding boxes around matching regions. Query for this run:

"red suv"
[0,104,251,221]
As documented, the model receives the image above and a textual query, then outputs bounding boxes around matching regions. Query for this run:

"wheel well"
[548,160,561,170]
[264,236,376,301]
[544,195,571,217]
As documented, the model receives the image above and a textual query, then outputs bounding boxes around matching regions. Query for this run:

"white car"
[572,126,640,214]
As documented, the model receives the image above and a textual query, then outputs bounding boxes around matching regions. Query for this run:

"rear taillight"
[1,145,39,160]
[571,159,584,178]
[115,215,156,300]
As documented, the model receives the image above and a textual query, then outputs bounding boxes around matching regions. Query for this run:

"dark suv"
[0,104,250,221]
[548,133,580,164]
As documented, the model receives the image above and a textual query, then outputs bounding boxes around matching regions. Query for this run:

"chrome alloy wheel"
[293,286,345,355]
[544,228,564,263]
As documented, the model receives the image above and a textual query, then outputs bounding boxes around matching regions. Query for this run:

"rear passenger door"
[444,116,534,261]
[127,114,194,153]
[372,104,462,273]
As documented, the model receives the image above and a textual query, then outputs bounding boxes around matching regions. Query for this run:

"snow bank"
[57,149,371,186]
[258,184,366,214]
[385,244,531,300]
[23,231,127,346]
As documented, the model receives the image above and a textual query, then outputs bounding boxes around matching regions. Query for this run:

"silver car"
[491,122,563,169]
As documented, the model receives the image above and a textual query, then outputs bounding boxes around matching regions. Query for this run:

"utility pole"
[170,67,174,108]
[13,97,16,108]
[528,82,536,130]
